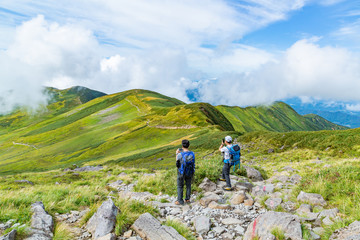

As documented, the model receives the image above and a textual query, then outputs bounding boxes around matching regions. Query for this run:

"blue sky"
[0,0,360,112]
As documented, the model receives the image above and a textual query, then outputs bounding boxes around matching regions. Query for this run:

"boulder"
[243,166,264,182]
[297,191,327,206]
[330,221,360,240]
[0,230,16,240]
[24,202,54,240]
[96,233,116,240]
[235,181,253,192]
[193,216,211,235]
[208,201,231,210]
[199,193,221,207]
[199,178,217,192]
[132,213,186,240]
[296,204,313,215]
[221,218,243,225]
[230,192,246,205]
[265,198,282,210]
[14,180,34,185]
[243,211,302,240]
[318,208,339,219]
[86,199,118,239]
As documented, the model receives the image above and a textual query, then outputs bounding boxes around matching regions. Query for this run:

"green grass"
[164,219,196,240]
[271,227,286,240]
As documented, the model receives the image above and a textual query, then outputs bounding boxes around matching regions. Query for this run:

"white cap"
[225,136,232,143]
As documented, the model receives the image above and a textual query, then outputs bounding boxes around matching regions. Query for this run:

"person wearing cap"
[219,135,233,191]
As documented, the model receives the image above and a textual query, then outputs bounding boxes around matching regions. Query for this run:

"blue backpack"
[227,144,241,170]
[179,151,195,176]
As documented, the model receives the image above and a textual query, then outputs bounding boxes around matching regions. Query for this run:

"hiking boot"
[185,200,191,204]
[175,200,184,205]
[223,186,232,191]
[219,178,226,182]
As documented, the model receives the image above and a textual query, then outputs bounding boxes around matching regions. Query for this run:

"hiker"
[219,135,241,191]
[175,139,195,205]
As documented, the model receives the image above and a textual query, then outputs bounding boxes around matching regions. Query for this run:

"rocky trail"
[1,165,360,240]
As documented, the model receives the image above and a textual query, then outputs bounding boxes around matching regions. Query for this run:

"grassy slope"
[0,88,236,175]
[0,87,348,175]
[217,102,348,133]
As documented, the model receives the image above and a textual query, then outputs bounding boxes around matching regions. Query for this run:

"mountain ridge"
[0,86,348,175]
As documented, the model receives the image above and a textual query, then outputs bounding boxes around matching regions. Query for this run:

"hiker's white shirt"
[220,144,233,162]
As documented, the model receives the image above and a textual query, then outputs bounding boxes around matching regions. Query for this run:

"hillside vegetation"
[0,87,347,175]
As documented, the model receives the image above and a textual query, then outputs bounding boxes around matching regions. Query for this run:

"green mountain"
[216,101,347,133]
[0,87,347,175]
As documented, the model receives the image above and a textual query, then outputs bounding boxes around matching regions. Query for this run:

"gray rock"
[318,208,339,219]
[73,165,103,172]
[24,202,54,240]
[251,185,266,197]
[132,213,186,240]
[265,198,282,210]
[310,231,321,240]
[193,216,211,234]
[313,227,325,235]
[0,229,16,240]
[297,191,327,206]
[235,181,253,192]
[95,233,116,240]
[244,166,264,182]
[199,193,221,207]
[296,204,313,215]
[14,180,34,185]
[221,217,243,225]
[199,177,217,192]
[282,201,297,213]
[330,221,360,240]
[290,174,302,184]
[322,216,334,226]
[86,199,118,239]
[212,226,225,234]
[243,211,302,240]
[230,192,246,205]
[107,180,123,189]
[0,223,11,231]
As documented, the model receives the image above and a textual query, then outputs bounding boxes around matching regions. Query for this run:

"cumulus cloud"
[198,39,360,106]
[346,104,360,112]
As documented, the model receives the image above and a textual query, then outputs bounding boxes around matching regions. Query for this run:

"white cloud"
[198,39,360,106]
[100,55,125,73]
[346,104,360,112]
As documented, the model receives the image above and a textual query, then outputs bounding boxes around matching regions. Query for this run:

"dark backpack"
[227,144,241,170]
[179,151,195,176]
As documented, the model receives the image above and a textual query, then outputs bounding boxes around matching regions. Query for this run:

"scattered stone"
[283,166,297,172]
[86,199,118,239]
[265,198,282,210]
[73,166,103,172]
[199,178,217,192]
[322,216,334,226]
[310,231,321,240]
[244,199,254,206]
[193,216,211,235]
[0,229,16,240]
[107,180,123,189]
[296,204,313,215]
[123,230,132,238]
[199,193,221,207]
[243,211,302,240]
[281,201,296,213]
[230,192,246,205]
[212,226,225,235]
[290,174,302,184]
[330,221,360,240]
[235,181,253,192]
[297,191,327,206]
[319,208,339,219]
[96,233,116,240]
[14,180,34,185]
[268,149,274,153]
[313,227,325,235]
[24,202,54,240]
[221,218,243,225]
[243,166,264,182]
[132,213,186,240]
[208,201,231,210]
